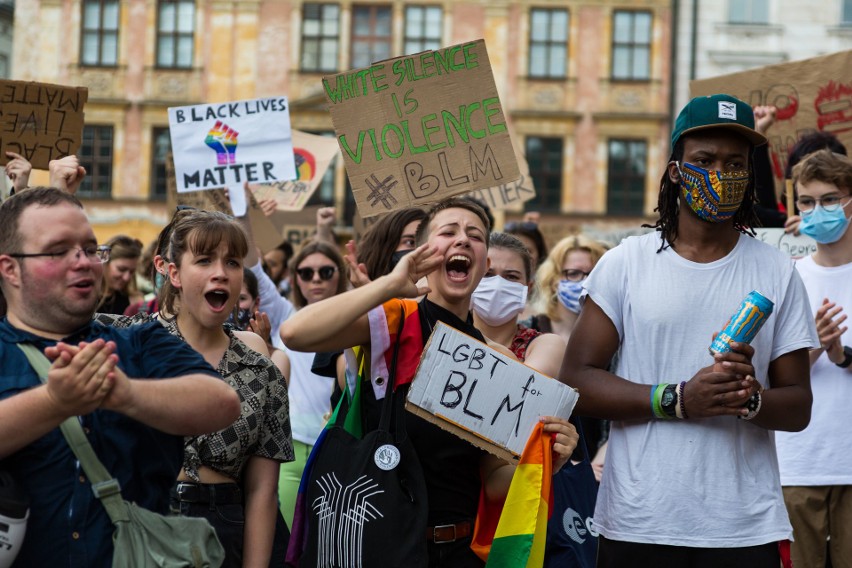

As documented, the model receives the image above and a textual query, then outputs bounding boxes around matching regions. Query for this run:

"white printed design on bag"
[562,507,598,544]
[718,101,737,120]
[313,473,385,568]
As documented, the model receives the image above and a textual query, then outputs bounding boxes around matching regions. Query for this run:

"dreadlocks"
[643,136,760,253]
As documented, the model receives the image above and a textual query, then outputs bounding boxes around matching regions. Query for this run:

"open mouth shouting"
[204,289,231,312]
[446,254,472,283]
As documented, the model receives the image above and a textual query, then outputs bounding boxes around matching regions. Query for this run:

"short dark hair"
[358,207,426,280]
[504,221,548,267]
[274,240,294,261]
[0,187,83,256]
[414,197,492,247]
[242,267,259,301]
[786,132,847,179]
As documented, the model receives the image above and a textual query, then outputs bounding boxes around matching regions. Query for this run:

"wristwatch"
[660,384,678,418]
[837,345,852,369]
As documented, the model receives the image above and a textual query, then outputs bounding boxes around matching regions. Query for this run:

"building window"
[728,0,769,24]
[302,4,340,72]
[81,0,119,66]
[525,136,563,212]
[611,10,652,81]
[404,6,442,55]
[79,126,114,199]
[150,128,171,200]
[528,8,568,78]
[156,0,195,68]
[607,139,647,215]
[351,5,391,68]
[843,0,852,24]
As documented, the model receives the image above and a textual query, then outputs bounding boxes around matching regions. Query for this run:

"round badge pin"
[374,444,401,471]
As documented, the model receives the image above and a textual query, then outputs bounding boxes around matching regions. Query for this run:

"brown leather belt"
[426,521,472,544]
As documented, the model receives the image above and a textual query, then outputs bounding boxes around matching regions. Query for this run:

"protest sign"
[324,39,520,218]
[168,97,298,215]
[0,80,88,169]
[460,142,535,211]
[691,51,852,193]
[248,130,340,211]
[406,322,579,461]
[753,228,816,259]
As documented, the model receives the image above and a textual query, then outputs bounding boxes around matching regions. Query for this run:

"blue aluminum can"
[709,290,775,355]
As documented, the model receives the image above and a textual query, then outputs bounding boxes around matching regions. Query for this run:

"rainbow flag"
[479,422,553,568]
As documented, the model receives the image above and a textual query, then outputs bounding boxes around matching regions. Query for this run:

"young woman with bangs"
[281,197,578,567]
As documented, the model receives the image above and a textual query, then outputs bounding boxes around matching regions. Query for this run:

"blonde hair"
[533,234,608,321]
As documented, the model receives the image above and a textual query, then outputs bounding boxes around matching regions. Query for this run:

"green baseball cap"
[671,94,767,150]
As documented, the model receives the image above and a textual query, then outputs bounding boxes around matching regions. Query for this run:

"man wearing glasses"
[776,149,852,567]
[560,95,818,566]
[0,187,241,567]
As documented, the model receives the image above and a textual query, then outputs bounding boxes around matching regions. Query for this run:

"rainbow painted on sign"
[294,148,316,180]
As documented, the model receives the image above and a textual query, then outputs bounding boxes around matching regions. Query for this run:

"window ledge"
[714,22,783,35]
[827,24,852,36]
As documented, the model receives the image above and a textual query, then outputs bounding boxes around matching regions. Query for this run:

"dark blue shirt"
[0,318,219,568]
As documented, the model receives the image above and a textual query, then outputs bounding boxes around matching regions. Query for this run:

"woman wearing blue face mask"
[528,235,609,345]
[470,233,566,377]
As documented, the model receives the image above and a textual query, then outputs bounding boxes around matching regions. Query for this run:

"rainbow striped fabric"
[481,422,553,567]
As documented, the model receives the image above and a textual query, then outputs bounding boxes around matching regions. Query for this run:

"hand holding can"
[709,291,775,356]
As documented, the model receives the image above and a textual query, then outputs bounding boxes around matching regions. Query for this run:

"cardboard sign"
[167,98,298,200]
[324,39,520,219]
[691,51,852,192]
[0,80,88,169]
[753,228,816,259]
[406,322,579,461]
[247,130,340,211]
[461,142,535,211]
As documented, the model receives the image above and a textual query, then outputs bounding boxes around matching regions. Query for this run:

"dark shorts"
[597,535,780,568]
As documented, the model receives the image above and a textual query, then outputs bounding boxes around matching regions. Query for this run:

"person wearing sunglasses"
[277,239,348,529]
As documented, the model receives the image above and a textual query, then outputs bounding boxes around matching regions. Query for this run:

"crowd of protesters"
[1,92,850,568]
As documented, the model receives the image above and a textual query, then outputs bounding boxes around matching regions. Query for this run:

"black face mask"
[388,249,413,272]
[226,308,253,331]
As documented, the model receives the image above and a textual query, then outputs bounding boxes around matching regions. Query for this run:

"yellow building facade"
[13,0,672,245]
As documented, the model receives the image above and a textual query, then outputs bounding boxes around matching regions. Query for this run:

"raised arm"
[280,242,441,352]
[48,155,87,195]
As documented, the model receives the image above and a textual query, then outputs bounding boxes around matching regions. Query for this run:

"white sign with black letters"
[405,321,578,460]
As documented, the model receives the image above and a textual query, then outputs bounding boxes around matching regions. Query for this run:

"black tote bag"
[299,311,428,568]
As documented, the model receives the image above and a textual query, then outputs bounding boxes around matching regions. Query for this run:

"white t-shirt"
[776,254,852,486]
[285,347,333,446]
[586,232,818,548]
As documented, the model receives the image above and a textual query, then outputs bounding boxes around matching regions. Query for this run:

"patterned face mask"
[676,162,749,223]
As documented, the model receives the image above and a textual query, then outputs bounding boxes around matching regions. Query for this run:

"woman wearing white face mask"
[528,235,609,345]
[471,233,566,377]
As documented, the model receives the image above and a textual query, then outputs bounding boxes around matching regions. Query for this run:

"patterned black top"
[94,312,294,481]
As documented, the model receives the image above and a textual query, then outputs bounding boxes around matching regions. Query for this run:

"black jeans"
[597,535,780,568]
[427,537,484,568]
[170,484,246,568]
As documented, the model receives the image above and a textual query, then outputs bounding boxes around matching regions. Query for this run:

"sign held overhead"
[324,39,520,218]
[406,322,578,461]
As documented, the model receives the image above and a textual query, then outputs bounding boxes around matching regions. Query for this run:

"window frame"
[78,125,115,200]
[150,127,172,201]
[610,9,653,82]
[80,0,120,68]
[403,5,443,55]
[301,3,340,73]
[527,7,569,79]
[728,0,769,25]
[843,0,852,24]
[606,138,648,216]
[350,4,392,69]
[525,136,564,213]
[155,0,196,69]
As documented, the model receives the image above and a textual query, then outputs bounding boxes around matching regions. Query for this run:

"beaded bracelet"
[675,381,689,420]
[738,391,762,421]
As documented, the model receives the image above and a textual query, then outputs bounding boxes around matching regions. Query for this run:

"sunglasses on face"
[296,265,337,281]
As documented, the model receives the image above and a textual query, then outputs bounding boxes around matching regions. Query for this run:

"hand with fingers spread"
[42,339,118,416]
[385,242,442,299]
[344,240,371,288]
[683,342,757,418]
[815,298,847,364]
[249,310,273,346]
[5,151,33,192]
[541,416,579,473]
